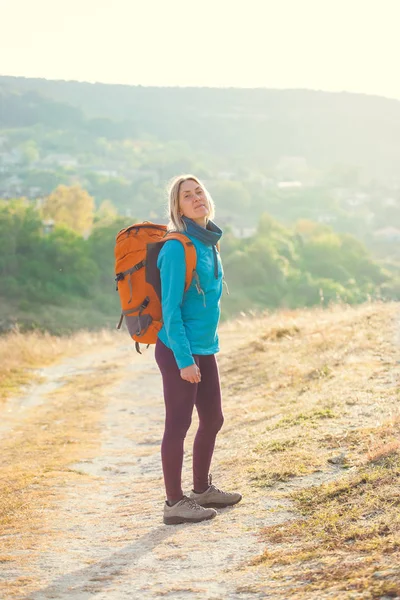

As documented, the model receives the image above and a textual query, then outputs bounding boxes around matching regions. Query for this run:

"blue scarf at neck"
[182,216,222,280]
[182,216,222,247]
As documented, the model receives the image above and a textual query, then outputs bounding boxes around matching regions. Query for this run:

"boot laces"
[209,484,229,496]
[208,474,229,496]
[182,496,202,510]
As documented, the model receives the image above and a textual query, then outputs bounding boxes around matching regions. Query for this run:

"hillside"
[2,75,400,178]
[1,302,399,599]
[1,76,400,251]
[1,75,399,323]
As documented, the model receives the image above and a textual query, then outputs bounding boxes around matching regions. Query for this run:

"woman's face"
[179,179,210,224]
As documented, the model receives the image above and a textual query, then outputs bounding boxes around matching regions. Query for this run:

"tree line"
[0,185,398,333]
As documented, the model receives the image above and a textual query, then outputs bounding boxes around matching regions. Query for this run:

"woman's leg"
[155,339,198,503]
[192,354,224,493]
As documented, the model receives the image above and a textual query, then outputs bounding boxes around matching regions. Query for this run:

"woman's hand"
[180,363,201,384]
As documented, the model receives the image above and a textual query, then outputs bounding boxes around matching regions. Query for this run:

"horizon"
[2,73,400,105]
[1,0,400,101]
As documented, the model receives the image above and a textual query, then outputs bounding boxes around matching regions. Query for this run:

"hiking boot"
[163,495,217,525]
[190,475,242,508]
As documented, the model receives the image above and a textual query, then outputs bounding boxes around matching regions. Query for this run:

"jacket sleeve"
[157,240,195,369]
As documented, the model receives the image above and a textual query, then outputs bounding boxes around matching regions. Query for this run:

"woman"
[155,174,242,525]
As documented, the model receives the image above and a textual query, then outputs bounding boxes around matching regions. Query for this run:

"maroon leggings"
[155,339,224,502]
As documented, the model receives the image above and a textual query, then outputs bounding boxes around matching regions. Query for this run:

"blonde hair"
[167,174,215,232]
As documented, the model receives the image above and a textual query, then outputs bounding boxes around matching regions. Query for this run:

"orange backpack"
[114,222,197,353]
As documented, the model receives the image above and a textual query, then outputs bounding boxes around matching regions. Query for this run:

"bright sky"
[1,0,400,99]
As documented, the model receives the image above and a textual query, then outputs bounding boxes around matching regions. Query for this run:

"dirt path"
[2,336,274,600]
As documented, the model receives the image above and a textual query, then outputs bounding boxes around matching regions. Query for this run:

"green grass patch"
[266,439,297,453]
[268,408,336,430]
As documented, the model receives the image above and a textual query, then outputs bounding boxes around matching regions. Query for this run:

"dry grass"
[217,300,400,597]
[0,327,119,402]
[0,364,123,599]
[2,300,399,599]
[254,450,400,596]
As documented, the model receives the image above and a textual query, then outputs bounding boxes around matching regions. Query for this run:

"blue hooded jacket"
[157,218,223,369]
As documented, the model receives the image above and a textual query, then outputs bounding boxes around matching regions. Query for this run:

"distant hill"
[1,75,400,179]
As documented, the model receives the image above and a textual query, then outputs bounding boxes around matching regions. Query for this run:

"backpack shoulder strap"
[163,232,197,292]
